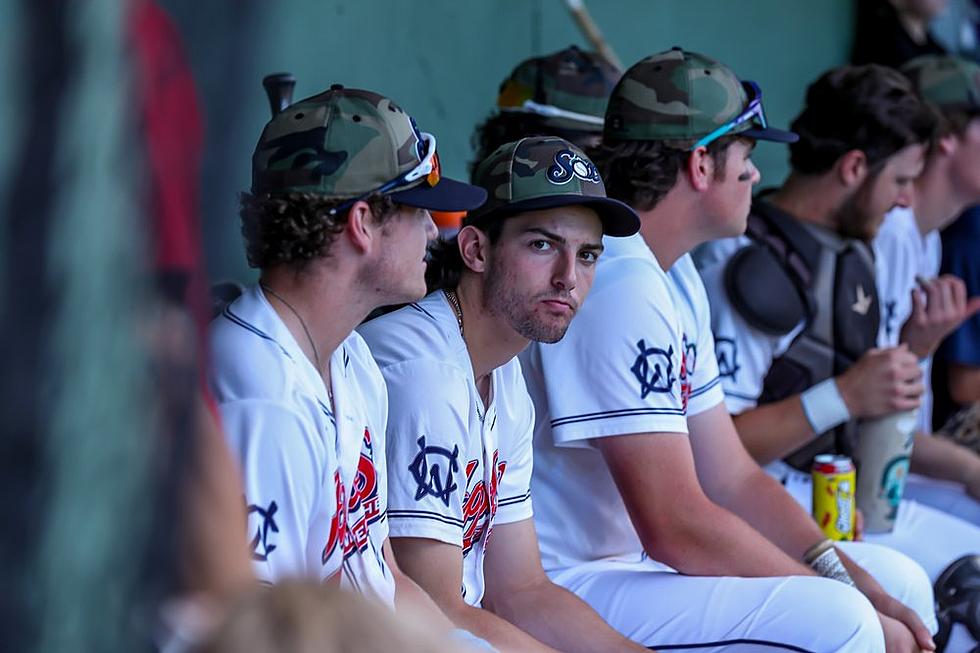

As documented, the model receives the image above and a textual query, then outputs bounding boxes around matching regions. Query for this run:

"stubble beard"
[482,262,573,344]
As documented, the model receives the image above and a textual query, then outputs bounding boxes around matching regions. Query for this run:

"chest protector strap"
[725,199,880,471]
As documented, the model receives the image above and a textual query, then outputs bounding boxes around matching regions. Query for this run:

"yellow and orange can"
[811,454,856,541]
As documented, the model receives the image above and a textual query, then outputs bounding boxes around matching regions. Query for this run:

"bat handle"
[262,73,296,117]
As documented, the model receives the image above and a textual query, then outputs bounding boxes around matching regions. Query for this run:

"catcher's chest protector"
[725,199,880,470]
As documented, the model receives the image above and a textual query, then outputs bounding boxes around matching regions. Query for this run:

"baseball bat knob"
[262,72,296,117]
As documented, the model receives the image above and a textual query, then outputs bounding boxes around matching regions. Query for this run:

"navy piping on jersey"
[689,376,721,399]
[223,306,336,420]
[723,390,759,402]
[498,490,531,507]
[408,302,436,321]
[388,509,464,528]
[222,306,294,361]
[316,399,335,422]
[341,559,363,593]
[649,639,814,652]
[551,406,686,429]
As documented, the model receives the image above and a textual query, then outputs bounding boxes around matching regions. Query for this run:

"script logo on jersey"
[547,149,601,185]
[322,427,383,565]
[408,436,460,507]
[461,451,507,557]
[247,500,280,561]
[630,340,676,399]
[715,336,740,381]
[679,335,698,411]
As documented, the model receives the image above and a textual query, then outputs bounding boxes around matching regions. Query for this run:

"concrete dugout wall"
[163,0,853,283]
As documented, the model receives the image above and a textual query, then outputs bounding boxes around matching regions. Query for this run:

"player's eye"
[530,239,553,252]
[579,250,599,264]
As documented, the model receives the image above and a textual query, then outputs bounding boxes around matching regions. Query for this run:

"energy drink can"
[811,454,856,541]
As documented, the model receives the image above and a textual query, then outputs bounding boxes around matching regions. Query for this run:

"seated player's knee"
[791,577,884,652]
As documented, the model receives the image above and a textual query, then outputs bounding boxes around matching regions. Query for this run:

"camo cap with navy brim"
[604,47,797,144]
[465,136,639,236]
[251,83,486,212]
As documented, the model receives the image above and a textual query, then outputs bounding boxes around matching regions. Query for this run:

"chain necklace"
[260,284,330,399]
[444,288,463,335]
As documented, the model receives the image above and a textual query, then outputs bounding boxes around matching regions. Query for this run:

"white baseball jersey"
[521,234,723,572]
[522,234,936,651]
[873,206,941,432]
[358,291,534,607]
[699,237,980,583]
[209,285,394,605]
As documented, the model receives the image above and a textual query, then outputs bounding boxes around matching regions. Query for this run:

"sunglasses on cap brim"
[500,99,605,127]
[691,81,767,151]
[329,132,441,215]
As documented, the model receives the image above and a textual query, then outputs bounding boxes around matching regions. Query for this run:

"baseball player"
[208,84,485,619]
[696,64,980,651]
[359,137,648,653]
[521,48,937,652]
[872,55,980,527]
[471,46,621,175]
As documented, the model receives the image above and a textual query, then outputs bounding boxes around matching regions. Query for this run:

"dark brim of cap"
[467,194,641,237]
[390,177,487,212]
[742,126,799,143]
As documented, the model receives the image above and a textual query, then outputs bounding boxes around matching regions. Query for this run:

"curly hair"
[587,136,737,212]
[789,64,937,175]
[470,112,601,181]
[239,192,396,270]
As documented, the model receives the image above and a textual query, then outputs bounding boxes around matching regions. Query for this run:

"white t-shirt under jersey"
[358,291,534,607]
[520,234,724,572]
[209,285,394,605]
[874,206,941,431]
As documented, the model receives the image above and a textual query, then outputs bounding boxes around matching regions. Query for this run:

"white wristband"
[800,377,851,435]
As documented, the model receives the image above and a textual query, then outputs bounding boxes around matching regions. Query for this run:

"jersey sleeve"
[494,360,535,525]
[381,359,471,547]
[698,257,799,414]
[219,398,337,584]
[537,261,689,446]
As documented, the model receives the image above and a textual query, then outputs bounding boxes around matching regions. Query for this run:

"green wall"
[166,1,854,283]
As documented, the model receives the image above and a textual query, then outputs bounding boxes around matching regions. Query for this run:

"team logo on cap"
[630,340,676,398]
[547,149,601,185]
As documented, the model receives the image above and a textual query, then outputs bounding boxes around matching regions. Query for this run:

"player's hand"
[854,508,865,542]
[878,613,920,653]
[836,345,923,419]
[872,600,935,652]
[900,275,980,359]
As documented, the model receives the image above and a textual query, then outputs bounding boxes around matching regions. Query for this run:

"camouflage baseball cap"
[902,55,980,112]
[465,136,639,236]
[497,46,621,132]
[604,47,797,145]
[251,84,486,211]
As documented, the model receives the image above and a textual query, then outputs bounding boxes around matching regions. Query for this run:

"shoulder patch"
[725,244,807,336]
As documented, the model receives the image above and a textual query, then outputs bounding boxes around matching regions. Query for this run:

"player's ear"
[686,146,714,192]
[457,225,490,273]
[837,149,868,189]
[344,200,377,255]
